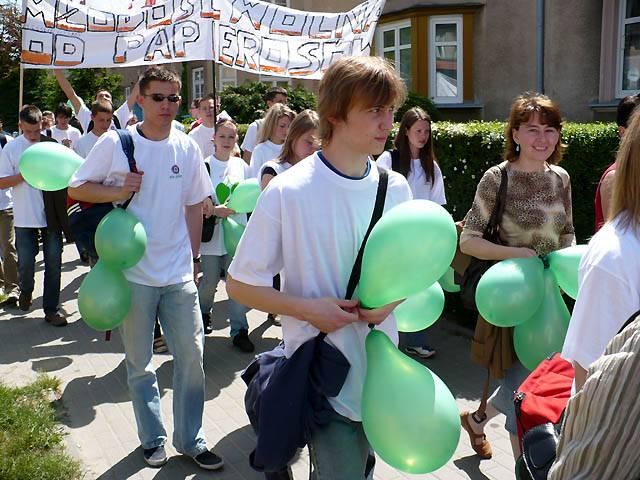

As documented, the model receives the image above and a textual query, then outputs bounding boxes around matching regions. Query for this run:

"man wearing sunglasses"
[68,66,222,471]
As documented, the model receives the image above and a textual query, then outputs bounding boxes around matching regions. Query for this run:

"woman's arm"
[460,236,536,260]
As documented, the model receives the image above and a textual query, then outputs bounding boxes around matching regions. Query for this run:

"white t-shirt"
[241,119,261,153]
[0,135,14,211]
[249,140,283,178]
[377,151,446,205]
[188,124,215,159]
[0,136,46,228]
[228,152,413,420]
[70,128,212,287]
[77,100,131,133]
[562,215,640,370]
[201,155,250,256]
[74,131,101,158]
[50,125,82,149]
[259,159,292,180]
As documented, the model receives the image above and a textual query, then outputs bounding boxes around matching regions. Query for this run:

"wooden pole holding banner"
[18,63,24,133]
[212,61,218,122]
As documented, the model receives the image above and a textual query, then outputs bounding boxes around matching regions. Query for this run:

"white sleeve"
[183,143,211,206]
[69,133,117,187]
[241,121,258,152]
[0,144,17,177]
[228,185,284,287]
[376,151,392,170]
[77,100,92,132]
[561,264,640,370]
[249,144,265,178]
[430,162,447,205]
[114,102,131,128]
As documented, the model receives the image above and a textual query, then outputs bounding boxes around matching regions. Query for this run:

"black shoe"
[143,445,168,467]
[45,312,68,327]
[192,449,224,470]
[0,295,18,308]
[232,329,255,353]
[18,292,32,312]
[203,313,213,335]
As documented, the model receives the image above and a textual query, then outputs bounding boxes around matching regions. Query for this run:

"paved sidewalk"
[0,245,516,479]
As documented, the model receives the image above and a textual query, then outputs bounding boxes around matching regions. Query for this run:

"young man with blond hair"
[227,56,412,478]
[68,66,223,471]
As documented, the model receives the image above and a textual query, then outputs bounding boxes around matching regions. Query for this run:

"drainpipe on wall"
[536,0,545,93]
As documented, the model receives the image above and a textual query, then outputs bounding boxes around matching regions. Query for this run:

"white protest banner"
[20,0,385,79]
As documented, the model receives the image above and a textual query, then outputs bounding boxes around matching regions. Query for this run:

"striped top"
[549,315,640,479]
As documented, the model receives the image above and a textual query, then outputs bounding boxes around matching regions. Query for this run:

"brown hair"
[318,56,407,143]
[610,109,640,230]
[257,103,295,144]
[214,118,237,133]
[91,99,113,116]
[138,66,182,95]
[276,109,319,165]
[393,107,436,183]
[19,105,42,124]
[504,92,565,165]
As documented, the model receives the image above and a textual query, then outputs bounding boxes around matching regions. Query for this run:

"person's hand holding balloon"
[357,299,404,326]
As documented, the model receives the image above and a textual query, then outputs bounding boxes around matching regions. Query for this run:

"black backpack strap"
[482,165,508,241]
[113,116,122,129]
[45,129,52,138]
[390,149,400,172]
[0,133,6,149]
[617,309,640,335]
[115,129,138,210]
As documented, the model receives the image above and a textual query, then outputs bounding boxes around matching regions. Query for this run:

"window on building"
[618,0,640,96]
[376,20,412,91]
[259,75,291,88]
[429,15,463,104]
[124,86,131,100]
[219,66,237,91]
[192,67,204,100]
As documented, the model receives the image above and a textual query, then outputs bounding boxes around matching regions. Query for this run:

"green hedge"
[238,121,618,242]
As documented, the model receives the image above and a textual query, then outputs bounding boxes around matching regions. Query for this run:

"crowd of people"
[0,56,638,478]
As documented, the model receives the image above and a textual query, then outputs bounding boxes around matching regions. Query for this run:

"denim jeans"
[401,329,429,348]
[119,280,208,457]
[198,254,248,337]
[307,412,371,480]
[14,227,62,313]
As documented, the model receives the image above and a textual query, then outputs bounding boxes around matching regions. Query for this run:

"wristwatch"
[193,255,201,264]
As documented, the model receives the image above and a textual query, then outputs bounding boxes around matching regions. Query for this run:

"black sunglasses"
[144,93,181,103]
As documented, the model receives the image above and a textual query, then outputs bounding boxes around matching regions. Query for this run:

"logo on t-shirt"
[171,165,180,174]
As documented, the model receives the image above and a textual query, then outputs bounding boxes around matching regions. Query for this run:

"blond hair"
[504,92,565,165]
[610,109,640,230]
[257,103,295,144]
[318,56,407,143]
[277,109,319,164]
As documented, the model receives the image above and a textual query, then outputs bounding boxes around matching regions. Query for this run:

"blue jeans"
[14,227,62,313]
[401,329,429,348]
[119,280,208,457]
[198,254,248,337]
[307,412,371,480]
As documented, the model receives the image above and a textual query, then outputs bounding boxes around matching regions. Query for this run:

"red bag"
[514,353,574,443]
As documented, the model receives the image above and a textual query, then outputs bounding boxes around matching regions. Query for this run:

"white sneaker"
[404,345,436,359]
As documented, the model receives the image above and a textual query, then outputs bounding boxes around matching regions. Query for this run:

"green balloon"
[547,245,588,300]
[476,256,545,327]
[19,141,83,191]
[514,269,571,370]
[222,217,245,257]
[395,283,445,333]
[362,330,460,473]
[78,261,131,331]
[438,267,460,293]
[359,200,457,308]
[226,179,261,213]
[215,182,231,203]
[94,208,147,270]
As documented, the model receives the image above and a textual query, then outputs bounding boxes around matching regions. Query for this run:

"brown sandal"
[460,411,492,459]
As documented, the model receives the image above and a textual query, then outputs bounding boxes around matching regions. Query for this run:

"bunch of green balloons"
[78,208,147,331]
[19,142,83,191]
[357,200,460,473]
[215,179,261,257]
[474,245,586,370]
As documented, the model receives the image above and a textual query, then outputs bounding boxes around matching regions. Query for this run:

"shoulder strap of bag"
[113,116,122,129]
[0,133,6,149]
[115,129,138,210]
[391,149,400,172]
[482,165,508,241]
[617,309,640,335]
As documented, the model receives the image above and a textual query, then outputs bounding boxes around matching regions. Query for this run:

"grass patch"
[0,375,81,480]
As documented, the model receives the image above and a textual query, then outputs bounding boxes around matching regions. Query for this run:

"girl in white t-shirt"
[249,103,295,178]
[377,107,445,359]
[199,119,254,352]
[259,109,320,189]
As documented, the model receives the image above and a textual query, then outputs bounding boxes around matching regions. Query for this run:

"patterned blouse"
[460,161,575,256]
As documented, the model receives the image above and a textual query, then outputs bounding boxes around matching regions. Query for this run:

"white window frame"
[617,0,640,98]
[375,19,412,90]
[429,15,463,104]
[124,86,131,100]
[258,74,291,88]
[192,67,205,101]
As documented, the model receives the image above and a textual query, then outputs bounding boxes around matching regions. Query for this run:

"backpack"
[515,308,640,480]
[87,115,121,134]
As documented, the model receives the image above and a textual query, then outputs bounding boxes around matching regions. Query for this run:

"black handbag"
[202,162,216,242]
[459,165,508,311]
